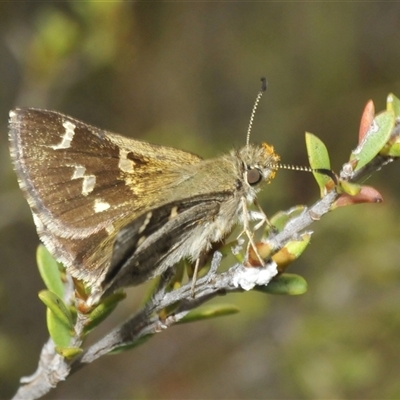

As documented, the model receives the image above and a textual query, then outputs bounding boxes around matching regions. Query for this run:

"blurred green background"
[1,2,400,399]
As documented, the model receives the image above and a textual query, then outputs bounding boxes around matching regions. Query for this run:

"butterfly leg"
[252,199,274,231]
[239,197,265,266]
[190,258,201,297]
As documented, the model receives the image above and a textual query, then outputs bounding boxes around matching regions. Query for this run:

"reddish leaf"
[334,186,383,208]
[247,242,273,267]
[359,100,375,143]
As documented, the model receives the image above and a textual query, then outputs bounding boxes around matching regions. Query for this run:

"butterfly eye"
[247,168,263,186]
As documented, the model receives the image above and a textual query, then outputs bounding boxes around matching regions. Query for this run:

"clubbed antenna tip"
[261,77,267,92]
[246,78,268,146]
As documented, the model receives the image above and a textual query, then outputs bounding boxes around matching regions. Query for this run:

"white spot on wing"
[138,211,152,234]
[105,223,114,234]
[119,148,135,173]
[94,199,111,213]
[51,120,76,150]
[82,175,96,196]
[169,206,178,220]
[137,236,146,246]
[72,165,86,180]
[71,164,96,196]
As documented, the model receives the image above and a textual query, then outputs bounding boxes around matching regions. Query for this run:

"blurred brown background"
[1,2,400,399]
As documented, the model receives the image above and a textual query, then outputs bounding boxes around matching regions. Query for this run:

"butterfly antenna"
[278,163,313,173]
[246,77,268,146]
[278,163,338,184]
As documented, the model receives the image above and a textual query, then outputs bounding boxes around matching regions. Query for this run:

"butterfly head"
[238,142,280,193]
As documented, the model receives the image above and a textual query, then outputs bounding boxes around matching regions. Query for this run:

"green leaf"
[84,291,126,334]
[305,132,332,196]
[338,181,362,196]
[178,304,240,324]
[46,308,73,348]
[272,233,311,272]
[255,273,308,295]
[375,94,400,157]
[387,93,400,117]
[269,206,306,233]
[110,334,154,354]
[381,140,400,157]
[39,290,74,328]
[36,244,64,298]
[55,346,83,359]
[285,233,311,258]
[350,110,395,171]
[39,290,75,348]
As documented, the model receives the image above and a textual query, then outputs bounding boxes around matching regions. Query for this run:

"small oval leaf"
[333,186,383,208]
[110,334,154,354]
[46,308,73,348]
[305,132,332,196]
[84,291,126,334]
[55,346,83,359]
[381,140,400,157]
[387,93,400,117]
[359,100,375,142]
[350,110,395,171]
[255,273,308,296]
[269,206,306,233]
[39,290,74,328]
[272,232,312,272]
[36,244,64,298]
[178,304,240,324]
[247,242,273,267]
[338,180,362,196]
